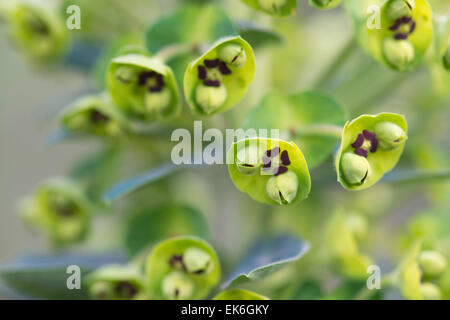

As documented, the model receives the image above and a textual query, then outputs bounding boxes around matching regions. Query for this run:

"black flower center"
[389,16,416,40]
[351,130,378,158]
[197,58,233,87]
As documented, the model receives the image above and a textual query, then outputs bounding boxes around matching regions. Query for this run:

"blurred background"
[0,0,449,300]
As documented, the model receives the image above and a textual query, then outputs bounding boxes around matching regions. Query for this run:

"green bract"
[366,0,433,71]
[227,138,311,206]
[336,113,408,190]
[60,93,128,137]
[107,50,180,123]
[0,0,67,61]
[184,36,255,115]
[310,0,342,10]
[243,91,346,169]
[213,289,269,300]
[241,0,297,17]
[19,178,91,246]
[395,241,423,300]
[85,264,145,300]
[325,210,372,279]
[145,236,220,300]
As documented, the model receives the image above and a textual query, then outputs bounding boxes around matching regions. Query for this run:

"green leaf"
[227,137,311,206]
[102,163,188,203]
[223,235,310,288]
[335,113,408,190]
[241,0,297,17]
[124,205,209,256]
[145,4,237,54]
[243,91,346,169]
[236,20,282,49]
[184,36,255,115]
[396,241,423,300]
[213,288,269,300]
[0,252,126,300]
[145,236,221,300]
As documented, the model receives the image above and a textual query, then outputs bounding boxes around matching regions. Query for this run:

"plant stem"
[312,37,358,89]
[291,124,343,139]
[382,168,450,184]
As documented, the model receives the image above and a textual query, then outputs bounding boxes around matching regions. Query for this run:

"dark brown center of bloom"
[138,71,165,92]
[197,58,232,87]
[169,254,186,271]
[389,16,416,40]
[262,147,292,176]
[351,130,378,158]
[115,281,138,298]
[90,110,110,124]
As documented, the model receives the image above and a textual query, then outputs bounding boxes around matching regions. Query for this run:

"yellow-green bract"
[213,288,269,300]
[335,113,408,190]
[325,210,372,279]
[310,0,342,10]
[241,0,297,17]
[0,0,67,61]
[366,0,433,71]
[145,236,220,300]
[18,177,91,246]
[106,51,180,123]
[227,138,311,206]
[85,264,145,300]
[184,36,255,115]
[60,93,128,137]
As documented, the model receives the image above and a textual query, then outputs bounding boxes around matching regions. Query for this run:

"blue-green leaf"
[223,235,309,288]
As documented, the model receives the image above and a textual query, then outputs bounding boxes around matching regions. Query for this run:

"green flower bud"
[195,84,227,114]
[383,38,415,71]
[336,113,407,190]
[219,44,247,69]
[228,138,311,205]
[266,171,299,205]
[60,93,127,137]
[258,0,286,13]
[107,52,180,123]
[236,144,262,175]
[340,152,371,186]
[115,66,138,84]
[443,48,450,70]
[420,282,442,300]
[373,121,407,150]
[145,87,172,115]
[162,271,194,300]
[419,251,447,278]
[86,264,144,300]
[19,178,91,246]
[184,36,255,115]
[183,247,212,275]
[146,237,221,300]
[386,0,415,20]
[1,0,68,61]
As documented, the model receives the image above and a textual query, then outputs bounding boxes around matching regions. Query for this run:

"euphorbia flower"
[60,93,128,137]
[86,264,145,300]
[336,113,407,190]
[145,236,220,300]
[107,48,180,123]
[0,0,67,61]
[366,0,433,71]
[19,178,91,246]
[227,138,311,206]
[184,36,255,115]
